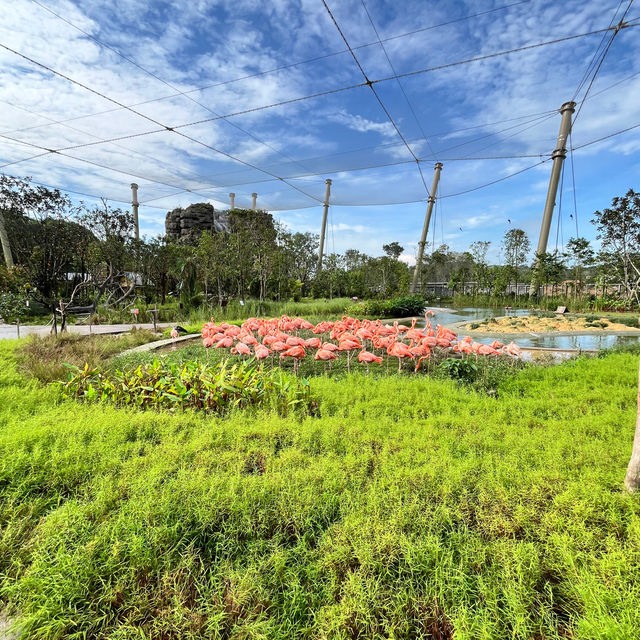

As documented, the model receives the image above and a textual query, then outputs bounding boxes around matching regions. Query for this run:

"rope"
[320,0,431,197]
[569,132,579,238]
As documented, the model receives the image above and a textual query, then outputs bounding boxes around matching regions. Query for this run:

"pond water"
[414,306,640,352]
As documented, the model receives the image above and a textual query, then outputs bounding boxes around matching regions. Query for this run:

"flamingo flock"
[200,312,522,375]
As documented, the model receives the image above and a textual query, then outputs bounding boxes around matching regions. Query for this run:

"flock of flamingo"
[197,311,522,375]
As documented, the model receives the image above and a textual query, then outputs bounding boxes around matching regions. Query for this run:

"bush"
[59,359,312,416]
[439,357,478,383]
[0,291,30,323]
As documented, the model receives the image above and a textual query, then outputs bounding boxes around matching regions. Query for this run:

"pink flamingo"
[281,345,306,375]
[231,342,252,358]
[315,348,338,373]
[214,336,234,349]
[286,335,307,347]
[338,338,361,372]
[387,339,414,372]
[414,351,432,372]
[254,344,271,361]
[358,349,382,374]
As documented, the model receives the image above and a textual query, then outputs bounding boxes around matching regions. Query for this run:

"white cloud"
[330,110,397,138]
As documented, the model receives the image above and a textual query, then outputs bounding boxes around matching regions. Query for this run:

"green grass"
[0,340,639,638]
[17,330,159,383]
[96,298,354,326]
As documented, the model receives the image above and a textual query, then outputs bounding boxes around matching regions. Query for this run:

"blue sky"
[0,0,639,264]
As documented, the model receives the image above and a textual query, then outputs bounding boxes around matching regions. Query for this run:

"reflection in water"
[409,307,640,351]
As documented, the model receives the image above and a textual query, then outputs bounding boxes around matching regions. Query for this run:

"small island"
[464,314,640,333]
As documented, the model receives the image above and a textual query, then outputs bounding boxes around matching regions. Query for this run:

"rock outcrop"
[164,203,231,243]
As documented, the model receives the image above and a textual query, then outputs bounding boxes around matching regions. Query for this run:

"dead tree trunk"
[625,362,640,492]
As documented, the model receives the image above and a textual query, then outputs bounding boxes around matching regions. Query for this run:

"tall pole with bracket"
[530,101,575,296]
[411,162,443,294]
[130,183,140,241]
[316,178,332,273]
[535,101,575,257]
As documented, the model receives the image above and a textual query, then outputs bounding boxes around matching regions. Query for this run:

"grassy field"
[1,339,640,639]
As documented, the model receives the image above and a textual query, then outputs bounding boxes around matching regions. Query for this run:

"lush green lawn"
[0,340,639,639]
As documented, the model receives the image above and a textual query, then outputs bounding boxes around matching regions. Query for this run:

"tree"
[382,241,404,260]
[366,256,409,296]
[1,176,92,306]
[591,189,640,304]
[195,231,233,304]
[470,241,491,294]
[229,209,278,301]
[530,251,565,297]
[502,229,530,296]
[488,265,510,296]
[139,237,180,304]
[279,230,319,289]
[564,237,594,298]
[73,200,137,310]
[419,245,452,285]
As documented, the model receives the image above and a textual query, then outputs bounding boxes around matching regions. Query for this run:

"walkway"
[0,323,172,340]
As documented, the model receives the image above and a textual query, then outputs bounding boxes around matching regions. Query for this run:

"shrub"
[439,357,478,383]
[59,359,312,416]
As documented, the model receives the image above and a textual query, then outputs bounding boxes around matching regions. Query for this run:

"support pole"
[535,101,575,256]
[251,193,257,210]
[316,179,332,273]
[229,192,235,209]
[130,183,140,241]
[0,211,14,268]
[411,163,443,294]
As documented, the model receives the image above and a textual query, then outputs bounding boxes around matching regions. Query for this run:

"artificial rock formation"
[165,203,232,243]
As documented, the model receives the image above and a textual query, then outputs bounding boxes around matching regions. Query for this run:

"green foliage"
[0,291,30,323]
[59,358,311,416]
[439,357,478,382]
[0,344,639,638]
[346,294,426,318]
[592,188,640,304]
[502,228,531,293]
